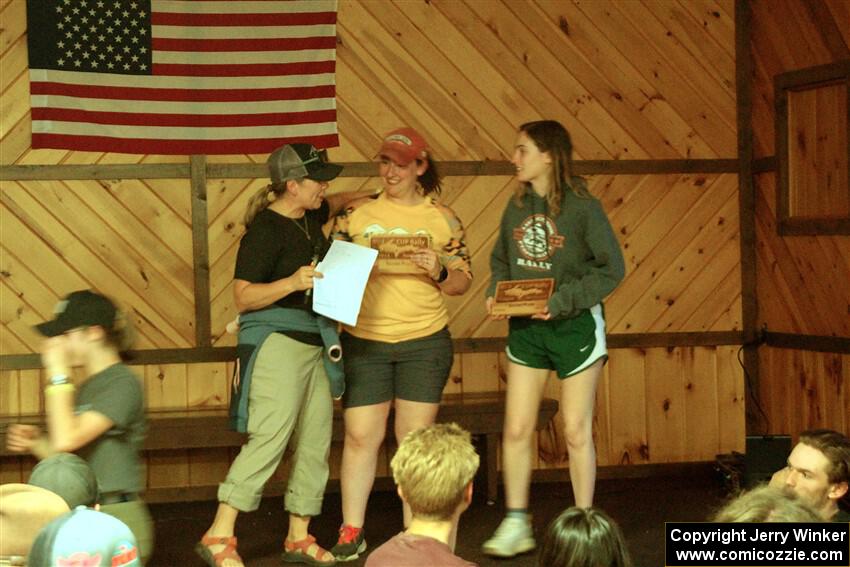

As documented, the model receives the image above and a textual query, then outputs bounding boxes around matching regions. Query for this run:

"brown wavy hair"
[538,507,633,567]
[513,120,590,217]
[800,429,850,486]
[416,155,442,196]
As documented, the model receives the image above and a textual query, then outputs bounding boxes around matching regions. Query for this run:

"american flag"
[26,0,339,155]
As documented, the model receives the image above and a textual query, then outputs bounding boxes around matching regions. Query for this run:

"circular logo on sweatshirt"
[513,214,563,262]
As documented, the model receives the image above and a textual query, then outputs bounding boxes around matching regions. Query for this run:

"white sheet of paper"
[312,240,378,326]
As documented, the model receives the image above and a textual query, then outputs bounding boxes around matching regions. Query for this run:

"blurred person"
[6,291,152,562]
[28,452,99,508]
[0,485,68,563]
[27,506,140,567]
[0,453,99,563]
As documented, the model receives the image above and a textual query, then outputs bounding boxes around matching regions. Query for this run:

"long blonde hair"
[712,486,822,523]
[513,120,591,217]
[243,182,287,227]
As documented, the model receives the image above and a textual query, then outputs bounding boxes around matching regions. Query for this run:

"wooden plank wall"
[750,0,850,438]
[786,83,849,220]
[1,0,746,490]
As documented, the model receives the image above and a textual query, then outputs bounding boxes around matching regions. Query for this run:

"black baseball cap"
[267,143,343,184]
[35,290,117,337]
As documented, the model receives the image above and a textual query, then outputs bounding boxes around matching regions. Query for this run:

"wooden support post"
[735,0,762,434]
[190,155,212,347]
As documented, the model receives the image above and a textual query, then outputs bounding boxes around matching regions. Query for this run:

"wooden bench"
[1,392,559,504]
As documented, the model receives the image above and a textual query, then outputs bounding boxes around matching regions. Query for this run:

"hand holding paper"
[312,240,378,326]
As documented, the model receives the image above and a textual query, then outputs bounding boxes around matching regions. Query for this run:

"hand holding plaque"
[371,235,432,274]
[490,278,555,316]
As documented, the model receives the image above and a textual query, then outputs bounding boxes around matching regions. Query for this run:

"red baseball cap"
[377,127,429,166]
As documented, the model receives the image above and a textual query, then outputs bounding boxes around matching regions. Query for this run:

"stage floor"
[147,466,726,566]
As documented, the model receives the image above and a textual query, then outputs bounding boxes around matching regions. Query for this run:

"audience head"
[0,484,70,558]
[781,429,850,517]
[712,485,822,522]
[28,453,99,508]
[28,507,140,566]
[538,507,633,567]
[390,422,479,521]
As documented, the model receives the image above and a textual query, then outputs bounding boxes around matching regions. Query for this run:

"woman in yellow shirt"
[329,128,472,561]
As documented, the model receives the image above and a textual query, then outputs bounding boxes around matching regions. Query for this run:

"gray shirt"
[75,363,145,494]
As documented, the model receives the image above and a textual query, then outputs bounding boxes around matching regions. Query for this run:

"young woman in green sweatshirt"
[482,120,625,559]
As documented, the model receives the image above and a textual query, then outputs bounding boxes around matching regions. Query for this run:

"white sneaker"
[481,515,536,557]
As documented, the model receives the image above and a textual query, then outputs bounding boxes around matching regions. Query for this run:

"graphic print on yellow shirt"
[512,213,565,271]
[331,193,472,343]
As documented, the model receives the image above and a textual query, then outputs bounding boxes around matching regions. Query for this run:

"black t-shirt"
[234,202,330,344]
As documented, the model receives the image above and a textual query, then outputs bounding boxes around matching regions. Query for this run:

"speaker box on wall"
[744,435,792,488]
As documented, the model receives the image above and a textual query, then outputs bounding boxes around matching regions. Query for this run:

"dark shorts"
[341,327,453,408]
[507,304,607,379]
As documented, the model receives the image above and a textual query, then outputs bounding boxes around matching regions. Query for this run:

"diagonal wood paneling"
[751,0,850,338]
[750,0,849,439]
[1,0,746,485]
[204,169,742,347]
[0,177,195,350]
[2,0,741,349]
[760,347,849,439]
[750,0,850,158]
[1,0,736,166]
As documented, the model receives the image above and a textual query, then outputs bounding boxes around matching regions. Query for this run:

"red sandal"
[195,535,243,567]
[282,534,337,565]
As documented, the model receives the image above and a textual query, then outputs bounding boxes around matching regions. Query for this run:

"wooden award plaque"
[370,235,431,274]
[491,278,555,316]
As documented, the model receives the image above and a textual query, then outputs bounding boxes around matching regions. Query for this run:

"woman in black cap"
[196,144,345,567]
[5,289,153,563]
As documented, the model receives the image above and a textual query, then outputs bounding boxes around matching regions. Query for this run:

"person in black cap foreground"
[196,144,348,567]
[5,291,153,563]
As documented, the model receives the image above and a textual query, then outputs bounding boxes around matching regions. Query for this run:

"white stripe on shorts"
[566,303,607,377]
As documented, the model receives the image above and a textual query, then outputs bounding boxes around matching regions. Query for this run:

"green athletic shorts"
[341,327,453,408]
[506,304,607,379]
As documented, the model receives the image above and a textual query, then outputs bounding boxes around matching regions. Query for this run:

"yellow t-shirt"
[331,192,472,342]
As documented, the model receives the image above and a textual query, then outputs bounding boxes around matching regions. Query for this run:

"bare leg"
[501,362,549,509]
[340,402,391,527]
[203,503,242,567]
[560,359,603,508]
[286,513,331,563]
[393,399,440,527]
[288,513,310,541]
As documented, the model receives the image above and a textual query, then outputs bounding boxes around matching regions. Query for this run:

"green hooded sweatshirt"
[487,185,625,320]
